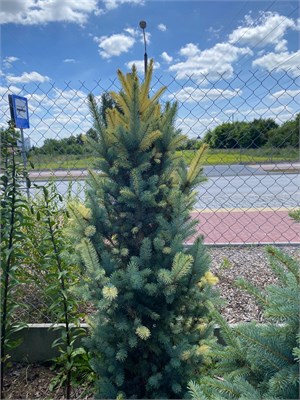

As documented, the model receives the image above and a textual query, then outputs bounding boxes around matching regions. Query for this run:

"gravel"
[15,245,300,324]
[208,245,299,323]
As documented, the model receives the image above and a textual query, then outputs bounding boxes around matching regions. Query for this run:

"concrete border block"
[10,324,88,362]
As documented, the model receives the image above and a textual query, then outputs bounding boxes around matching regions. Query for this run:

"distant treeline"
[31,114,299,155]
[203,114,299,149]
[32,128,202,155]
[31,129,95,155]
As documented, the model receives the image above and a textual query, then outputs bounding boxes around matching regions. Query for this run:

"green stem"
[1,150,17,399]
[45,196,72,399]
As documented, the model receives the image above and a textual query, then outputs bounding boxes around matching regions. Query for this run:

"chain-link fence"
[1,69,299,246]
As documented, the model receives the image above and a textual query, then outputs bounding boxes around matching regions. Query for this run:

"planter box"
[10,324,89,362]
[10,323,224,362]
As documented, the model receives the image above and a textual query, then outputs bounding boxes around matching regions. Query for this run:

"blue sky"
[1,0,300,145]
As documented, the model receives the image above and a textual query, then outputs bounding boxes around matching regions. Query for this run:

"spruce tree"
[188,246,300,400]
[68,60,218,399]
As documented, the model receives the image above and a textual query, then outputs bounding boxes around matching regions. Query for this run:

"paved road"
[28,162,300,180]
[28,163,299,245]
[31,172,299,210]
[197,173,299,209]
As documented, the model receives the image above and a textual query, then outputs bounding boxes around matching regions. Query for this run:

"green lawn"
[182,147,299,165]
[26,148,299,171]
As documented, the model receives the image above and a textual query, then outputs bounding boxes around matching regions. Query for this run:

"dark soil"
[2,362,93,399]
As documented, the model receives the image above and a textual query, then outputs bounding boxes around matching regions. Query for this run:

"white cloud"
[94,26,150,59]
[229,12,298,50]
[3,56,19,69]
[161,51,173,64]
[0,85,22,96]
[170,87,242,103]
[63,58,77,63]
[207,26,222,40]
[6,71,50,84]
[176,116,221,138]
[158,23,167,32]
[53,87,87,100]
[123,26,151,44]
[126,60,160,74]
[0,0,100,25]
[252,50,300,76]
[274,39,288,53]
[179,43,199,58]
[101,0,144,11]
[0,0,144,25]
[225,105,295,124]
[124,27,137,37]
[95,34,135,58]
[25,88,91,123]
[169,42,252,82]
[141,31,151,45]
[0,81,104,144]
[269,89,300,100]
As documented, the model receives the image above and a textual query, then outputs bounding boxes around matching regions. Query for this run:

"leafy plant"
[50,346,95,398]
[25,183,89,398]
[220,257,233,270]
[188,246,300,399]
[0,122,31,398]
[1,123,92,398]
[289,209,300,222]
[68,60,219,398]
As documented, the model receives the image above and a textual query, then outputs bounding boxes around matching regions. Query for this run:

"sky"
[1,0,300,145]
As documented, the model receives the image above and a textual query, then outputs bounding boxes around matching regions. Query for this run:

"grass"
[182,147,299,165]
[23,147,299,171]
[28,154,96,170]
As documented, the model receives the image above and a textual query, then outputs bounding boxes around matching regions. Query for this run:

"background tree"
[177,138,202,151]
[100,92,118,127]
[239,118,278,148]
[68,61,219,399]
[85,93,118,141]
[204,118,280,149]
[204,122,239,149]
[267,113,299,148]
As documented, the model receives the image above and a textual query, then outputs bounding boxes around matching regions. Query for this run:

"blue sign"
[8,94,30,129]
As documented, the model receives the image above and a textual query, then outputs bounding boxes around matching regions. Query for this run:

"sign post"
[8,94,30,199]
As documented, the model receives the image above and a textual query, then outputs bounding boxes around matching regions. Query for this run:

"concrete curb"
[10,324,88,362]
[10,323,223,362]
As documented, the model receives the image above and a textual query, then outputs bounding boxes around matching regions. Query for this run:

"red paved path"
[189,209,299,245]
[27,170,299,245]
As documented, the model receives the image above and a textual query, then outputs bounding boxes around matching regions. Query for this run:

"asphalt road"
[29,165,299,210]
[28,162,300,180]
[27,163,299,245]
[196,173,299,209]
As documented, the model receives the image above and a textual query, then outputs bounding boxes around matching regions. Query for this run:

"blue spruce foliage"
[68,60,218,398]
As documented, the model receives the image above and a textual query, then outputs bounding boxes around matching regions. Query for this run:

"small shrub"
[189,246,300,400]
